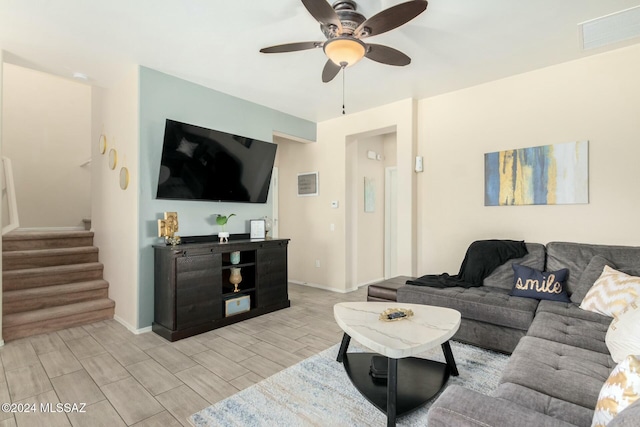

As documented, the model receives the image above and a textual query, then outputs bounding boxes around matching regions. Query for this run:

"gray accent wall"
[138,66,315,328]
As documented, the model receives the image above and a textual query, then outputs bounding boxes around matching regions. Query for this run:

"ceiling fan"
[260,0,428,83]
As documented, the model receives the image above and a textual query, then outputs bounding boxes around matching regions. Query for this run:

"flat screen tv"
[156,119,277,203]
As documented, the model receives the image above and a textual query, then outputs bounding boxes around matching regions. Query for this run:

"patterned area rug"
[190,341,509,426]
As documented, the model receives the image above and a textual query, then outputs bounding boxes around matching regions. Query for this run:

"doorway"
[385,166,398,279]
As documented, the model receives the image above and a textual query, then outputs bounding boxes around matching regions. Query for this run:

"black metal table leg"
[336,333,351,363]
[387,357,398,427]
[441,341,458,376]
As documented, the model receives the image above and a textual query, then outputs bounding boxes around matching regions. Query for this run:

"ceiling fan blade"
[356,0,428,38]
[260,41,323,54]
[301,0,343,33]
[322,60,342,83]
[365,44,411,66]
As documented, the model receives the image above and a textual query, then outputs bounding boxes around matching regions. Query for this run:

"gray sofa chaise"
[394,241,640,426]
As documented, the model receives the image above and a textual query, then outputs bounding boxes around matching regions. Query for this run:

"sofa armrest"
[608,398,640,427]
[428,386,576,427]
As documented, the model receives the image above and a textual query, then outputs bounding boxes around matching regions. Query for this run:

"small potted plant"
[216,214,235,243]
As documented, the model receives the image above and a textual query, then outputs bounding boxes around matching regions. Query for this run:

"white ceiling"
[1,0,639,122]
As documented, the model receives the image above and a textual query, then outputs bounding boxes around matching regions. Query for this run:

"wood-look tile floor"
[0,284,367,427]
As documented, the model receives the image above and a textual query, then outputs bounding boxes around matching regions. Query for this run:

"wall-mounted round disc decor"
[99,134,107,154]
[119,167,130,190]
[108,149,118,170]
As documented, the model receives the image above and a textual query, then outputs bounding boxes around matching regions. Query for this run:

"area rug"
[190,341,509,426]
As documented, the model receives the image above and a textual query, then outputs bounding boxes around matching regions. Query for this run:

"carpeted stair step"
[2,246,99,271]
[3,299,115,341]
[2,230,94,251]
[2,280,109,315]
[2,263,104,291]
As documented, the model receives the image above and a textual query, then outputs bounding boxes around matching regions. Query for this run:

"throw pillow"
[176,137,199,158]
[571,256,617,304]
[580,266,640,317]
[592,354,640,427]
[510,264,570,302]
[606,301,640,363]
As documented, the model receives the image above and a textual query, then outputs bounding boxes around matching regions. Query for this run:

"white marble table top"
[334,302,461,359]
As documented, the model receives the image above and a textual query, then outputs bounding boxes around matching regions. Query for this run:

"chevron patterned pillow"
[592,354,640,427]
[580,266,640,318]
[606,301,640,363]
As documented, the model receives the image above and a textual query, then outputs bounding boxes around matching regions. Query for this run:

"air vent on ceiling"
[579,5,640,50]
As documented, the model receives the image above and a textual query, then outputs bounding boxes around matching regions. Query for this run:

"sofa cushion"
[580,266,640,317]
[546,242,640,298]
[606,301,640,363]
[536,300,613,325]
[494,382,594,427]
[483,242,546,290]
[427,385,576,427]
[592,354,640,427]
[527,311,610,354]
[397,284,538,331]
[510,264,570,302]
[500,336,616,409]
[571,255,617,304]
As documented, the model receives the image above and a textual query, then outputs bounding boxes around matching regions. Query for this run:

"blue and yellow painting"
[484,141,588,206]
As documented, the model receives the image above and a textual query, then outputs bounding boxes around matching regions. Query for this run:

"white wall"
[416,44,640,275]
[2,64,91,228]
[91,66,140,331]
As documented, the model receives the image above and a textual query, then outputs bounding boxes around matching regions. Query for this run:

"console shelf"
[153,237,290,341]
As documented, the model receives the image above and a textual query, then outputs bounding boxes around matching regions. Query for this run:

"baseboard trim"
[357,277,385,288]
[289,280,358,294]
[0,339,4,348]
[113,315,152,335]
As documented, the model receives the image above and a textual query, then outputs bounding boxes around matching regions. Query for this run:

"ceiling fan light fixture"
[323,37,366,67]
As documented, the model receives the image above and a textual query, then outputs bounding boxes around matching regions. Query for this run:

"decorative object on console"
[605,301,640,363]
[250,219,266,239]
[157,212,180,246]
[224,294,250,317]
[230,251,241,265]
[216,213,235,243]
[580,266,640,317]
[229,267,243,293]
[263,216,273,236]
[484,141,589,206]
[510,264,570,302]
[592,354,640,427]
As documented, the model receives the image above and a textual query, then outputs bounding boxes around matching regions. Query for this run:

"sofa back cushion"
[483,243,545,290]
[546,242,640,299]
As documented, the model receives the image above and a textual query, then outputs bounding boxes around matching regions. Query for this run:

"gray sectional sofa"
[395,241,640,426]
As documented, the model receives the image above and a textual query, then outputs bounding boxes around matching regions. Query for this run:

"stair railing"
[2,156,19,235]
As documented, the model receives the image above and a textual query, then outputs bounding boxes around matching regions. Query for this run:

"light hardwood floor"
[0,284,368,427]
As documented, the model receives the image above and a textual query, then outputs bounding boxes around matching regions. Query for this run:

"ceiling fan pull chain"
[342,64,346,115]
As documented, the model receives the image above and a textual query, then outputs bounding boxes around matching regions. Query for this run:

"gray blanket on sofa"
[406,239,528,288]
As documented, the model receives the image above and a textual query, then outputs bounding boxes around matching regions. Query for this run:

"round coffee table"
[334,302,461,427]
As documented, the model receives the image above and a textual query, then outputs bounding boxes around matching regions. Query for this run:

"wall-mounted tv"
[156,119,277,203]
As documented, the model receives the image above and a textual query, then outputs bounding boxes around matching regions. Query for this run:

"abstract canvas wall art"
[484,141,588,206]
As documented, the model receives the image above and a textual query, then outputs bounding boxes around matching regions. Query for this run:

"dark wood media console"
[153,237,290,341]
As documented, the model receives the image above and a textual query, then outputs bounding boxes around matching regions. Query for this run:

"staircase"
[2,230,115,341]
